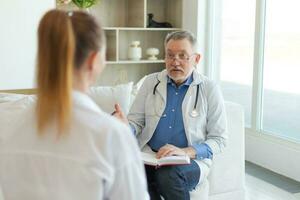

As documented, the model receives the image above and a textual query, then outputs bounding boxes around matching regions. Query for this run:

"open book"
[141,152,191,167]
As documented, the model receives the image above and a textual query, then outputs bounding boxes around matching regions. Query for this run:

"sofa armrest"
[208,101,245,196]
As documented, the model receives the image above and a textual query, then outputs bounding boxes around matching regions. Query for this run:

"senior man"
[113,30,228,200]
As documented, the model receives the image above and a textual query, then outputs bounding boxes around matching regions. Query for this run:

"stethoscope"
[152,80,200,117]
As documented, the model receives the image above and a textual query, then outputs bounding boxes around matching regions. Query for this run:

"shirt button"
[163,114,167,117]
[175,92,178,95]
[172,109,175,112]
[169,126,172,129]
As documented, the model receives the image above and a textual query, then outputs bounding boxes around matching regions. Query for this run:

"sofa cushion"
[88,82,133,115]
[0,93,35,104]
[0,82,134,115]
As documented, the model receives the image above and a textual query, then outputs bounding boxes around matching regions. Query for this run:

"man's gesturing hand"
[111,104,129,125]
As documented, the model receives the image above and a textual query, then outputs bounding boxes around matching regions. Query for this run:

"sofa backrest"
[0,82,133,115]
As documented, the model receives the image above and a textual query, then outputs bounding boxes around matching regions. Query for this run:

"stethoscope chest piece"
[190,109,199,117]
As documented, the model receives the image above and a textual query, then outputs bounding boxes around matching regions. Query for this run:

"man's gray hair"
[164,30,197,50]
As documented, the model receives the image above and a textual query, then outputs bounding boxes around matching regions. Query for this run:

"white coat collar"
[153,69,204,102]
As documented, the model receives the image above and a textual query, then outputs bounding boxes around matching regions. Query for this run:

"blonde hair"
[36,10,104,135]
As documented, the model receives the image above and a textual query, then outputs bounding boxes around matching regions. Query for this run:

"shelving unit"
[57,0,183,85]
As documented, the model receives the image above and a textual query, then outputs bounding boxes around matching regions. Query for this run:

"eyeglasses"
[165,53,195,62]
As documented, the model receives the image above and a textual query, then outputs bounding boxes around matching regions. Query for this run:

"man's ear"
[194,53,201,65]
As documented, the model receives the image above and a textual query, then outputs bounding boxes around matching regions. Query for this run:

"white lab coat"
[0,91,149,200]
[128,69,228,184]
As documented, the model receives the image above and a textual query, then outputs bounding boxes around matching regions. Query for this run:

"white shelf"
[104,27,181,31]
[57,0,182,85]
[107,60,165,64]
[106,61,118,64]
[144,28,181,31]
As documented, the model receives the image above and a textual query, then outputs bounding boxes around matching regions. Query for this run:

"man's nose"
[171,57,181,65]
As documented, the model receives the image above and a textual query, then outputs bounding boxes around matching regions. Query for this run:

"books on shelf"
[141,152,190,167]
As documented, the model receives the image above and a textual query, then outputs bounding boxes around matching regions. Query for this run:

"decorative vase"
[128,41,142,60]
[146,48,159,60]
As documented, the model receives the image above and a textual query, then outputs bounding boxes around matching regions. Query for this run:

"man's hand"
[156,144,197,159]
[111,104,129,125]
[156,144,186,158]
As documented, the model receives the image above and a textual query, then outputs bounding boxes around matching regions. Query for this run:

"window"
[262,0,300,141]
[216,0,300,142]
[219,0,256,127]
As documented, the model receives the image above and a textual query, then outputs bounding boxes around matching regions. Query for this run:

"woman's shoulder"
[77,109,141,163]
[74,105,123,131]
[74,106,135,144]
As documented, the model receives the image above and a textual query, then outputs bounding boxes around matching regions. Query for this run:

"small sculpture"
[147,13,173,28]
[146,48,160,60]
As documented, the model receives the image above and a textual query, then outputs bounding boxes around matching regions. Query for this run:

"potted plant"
[57,0,99,11]
[72,0,99,9]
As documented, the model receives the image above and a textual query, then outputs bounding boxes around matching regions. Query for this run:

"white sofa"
[190,101,245,200]
[0,82,245,200]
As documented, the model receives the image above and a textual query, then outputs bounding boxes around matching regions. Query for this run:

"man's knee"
[155,166,187,189]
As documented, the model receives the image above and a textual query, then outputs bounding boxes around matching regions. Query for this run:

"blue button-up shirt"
[146,75,213,160]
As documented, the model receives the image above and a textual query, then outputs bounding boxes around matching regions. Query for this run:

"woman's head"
[36,9,105,135]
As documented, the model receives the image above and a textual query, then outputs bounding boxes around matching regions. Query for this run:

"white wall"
[246,129,300,182]
[0,0,55,90]
[182,0,207,75]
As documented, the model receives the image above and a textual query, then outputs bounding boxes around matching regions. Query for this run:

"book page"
[158,155,190,166]
[141,152,158,166]
[141,152,190,166]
